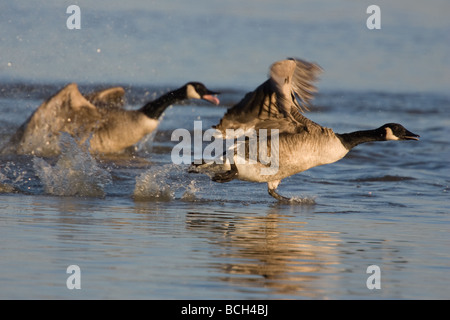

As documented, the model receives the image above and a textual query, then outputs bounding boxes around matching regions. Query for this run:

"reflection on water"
[186,207,342,298]
[1,84,449,299]
[1,191,449,299]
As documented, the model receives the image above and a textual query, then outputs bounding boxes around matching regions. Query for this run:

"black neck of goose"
[140,87,186,119]
[336,128,385,150]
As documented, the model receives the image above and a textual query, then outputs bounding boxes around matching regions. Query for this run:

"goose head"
[380,123,420,141]
[185,82,220,105]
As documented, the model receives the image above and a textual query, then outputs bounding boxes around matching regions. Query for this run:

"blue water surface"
[0,0,449,300]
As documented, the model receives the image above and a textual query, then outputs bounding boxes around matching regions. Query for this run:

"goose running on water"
[2,82,219,156]
[191,58,419,201]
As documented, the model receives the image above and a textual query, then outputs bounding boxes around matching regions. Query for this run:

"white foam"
[133,165,175,201]
[33,133,112,197]
[133,164,202,202]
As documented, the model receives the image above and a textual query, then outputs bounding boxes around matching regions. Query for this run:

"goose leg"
[212,163,238,183]
[267,180,290,202]
[268,187,291,202]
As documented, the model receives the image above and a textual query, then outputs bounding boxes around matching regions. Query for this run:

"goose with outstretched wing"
[2,82,219,156]
[191,58,419,201]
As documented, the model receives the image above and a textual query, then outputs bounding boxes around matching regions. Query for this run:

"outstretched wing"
[84,87,126,109]
[214,58,323,135]
[270,58,322,114]
[3,83,103,155]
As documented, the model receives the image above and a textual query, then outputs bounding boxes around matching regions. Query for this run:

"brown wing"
[4,83,103,155]
[214,58,323,135]
[84,86,126,109]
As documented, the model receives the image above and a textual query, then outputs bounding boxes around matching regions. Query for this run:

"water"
[1,0,449,300]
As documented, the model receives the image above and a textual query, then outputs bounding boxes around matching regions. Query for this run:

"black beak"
[206,89,220,95]
[403,129,420,141]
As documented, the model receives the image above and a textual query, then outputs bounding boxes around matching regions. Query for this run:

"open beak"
[403,130,420,141]
[202,95,220,105]
[202,90,220,105]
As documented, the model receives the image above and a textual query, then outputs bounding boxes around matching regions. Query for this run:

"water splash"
[181,180,200,202]
[33,133,112,197]
[133,164,201,202]
[133,165,175,201]
[0,169,17,192]
[134,130,157,154]
[0,161,31,193]
[285,196,317,205]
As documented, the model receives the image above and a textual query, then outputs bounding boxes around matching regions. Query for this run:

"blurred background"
[1,0,449,93]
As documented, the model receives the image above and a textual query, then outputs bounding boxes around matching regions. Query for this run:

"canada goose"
[2,82,219,156]
[191,58,419,201]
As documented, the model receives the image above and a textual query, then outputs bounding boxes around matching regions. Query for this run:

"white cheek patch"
[186,84,202,100]
[385,127,399,140]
